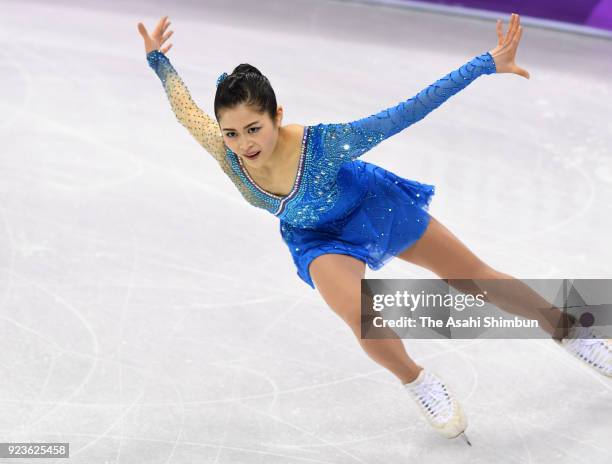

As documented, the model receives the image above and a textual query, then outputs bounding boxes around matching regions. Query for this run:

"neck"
[255,125,289,176]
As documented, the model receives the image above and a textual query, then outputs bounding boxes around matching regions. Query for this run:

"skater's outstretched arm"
[320,13,529,163]
[320,53,496,162]
[138,16,226,162]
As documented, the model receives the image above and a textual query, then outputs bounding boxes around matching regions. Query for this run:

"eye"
[224,127,259,138]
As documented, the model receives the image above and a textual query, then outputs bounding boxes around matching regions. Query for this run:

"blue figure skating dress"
[147,50,496,289]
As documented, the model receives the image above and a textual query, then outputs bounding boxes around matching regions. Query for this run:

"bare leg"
[310,253,423,384]
[396,215,574,339]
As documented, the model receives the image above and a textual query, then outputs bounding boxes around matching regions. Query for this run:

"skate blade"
[459,432,472,446]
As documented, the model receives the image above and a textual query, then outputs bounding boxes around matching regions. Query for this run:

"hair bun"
[231,63,263,77]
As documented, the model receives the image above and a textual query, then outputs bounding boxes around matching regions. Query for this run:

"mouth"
[244,151,261,160]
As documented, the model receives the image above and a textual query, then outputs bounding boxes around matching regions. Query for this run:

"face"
[218,103,283,166]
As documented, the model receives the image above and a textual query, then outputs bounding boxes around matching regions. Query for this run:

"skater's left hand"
[488,13,530,79]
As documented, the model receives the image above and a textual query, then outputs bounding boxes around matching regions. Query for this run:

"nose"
[240,143,255,153]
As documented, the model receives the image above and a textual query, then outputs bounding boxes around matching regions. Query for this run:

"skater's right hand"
[137,15,174,55]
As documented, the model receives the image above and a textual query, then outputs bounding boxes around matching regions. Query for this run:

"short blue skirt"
[279,160,435,289]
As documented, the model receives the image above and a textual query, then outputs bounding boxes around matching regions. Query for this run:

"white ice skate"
[554,324,612,378]
[403,369,471,445]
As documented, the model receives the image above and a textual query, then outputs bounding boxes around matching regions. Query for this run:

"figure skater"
[137,13,611,444]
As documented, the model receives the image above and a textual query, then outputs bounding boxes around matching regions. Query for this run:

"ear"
[275,105,284,126]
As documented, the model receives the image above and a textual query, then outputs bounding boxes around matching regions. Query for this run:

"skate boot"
[554,323,612,378]
[404,369,471,444]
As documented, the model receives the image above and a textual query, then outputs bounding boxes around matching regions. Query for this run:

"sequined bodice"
[223,126,310,218]
[146,50,496,228]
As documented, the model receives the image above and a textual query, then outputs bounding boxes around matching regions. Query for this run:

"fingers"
[161,29,174,44]
[153,15,169,35]
[137,22,149,39]
[497,13,522,48]
[518,67,530,79]
[515,25,523,45]
[502,15,511,44]
[509,25,522,52]
[508,13,518,42]
[153,15,172,40]
[507,13,520,44]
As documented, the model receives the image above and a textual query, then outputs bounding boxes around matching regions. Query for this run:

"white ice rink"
[1,0,611,462]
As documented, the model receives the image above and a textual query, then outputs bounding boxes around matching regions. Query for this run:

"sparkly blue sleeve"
[320,52,496,162]
[146,50,226,161]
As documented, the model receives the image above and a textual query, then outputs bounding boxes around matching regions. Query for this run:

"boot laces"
[564,326,611,370]
[412,374,452,422]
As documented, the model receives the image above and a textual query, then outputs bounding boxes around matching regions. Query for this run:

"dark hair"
[214,63,278,124]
